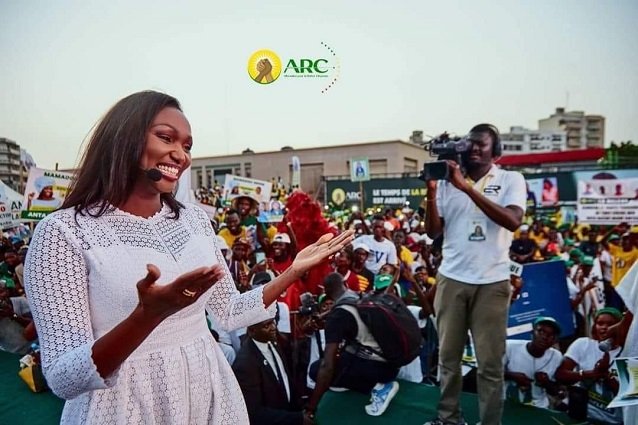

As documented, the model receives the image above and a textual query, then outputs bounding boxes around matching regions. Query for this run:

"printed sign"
[507,260,574,339]
[350,157,370,182]
[577,177,638,225]
[0,180,24,229]
[223,175,273,205]
[609,357,638,408]
[21,168,73,220]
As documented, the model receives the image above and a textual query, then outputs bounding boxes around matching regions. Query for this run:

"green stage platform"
[0,351,64,425]
[316,380,585,424]
[1,350,584,425]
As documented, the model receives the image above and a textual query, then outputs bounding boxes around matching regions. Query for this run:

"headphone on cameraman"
[471,123,502,157]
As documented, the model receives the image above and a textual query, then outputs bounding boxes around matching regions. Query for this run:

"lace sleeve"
[208,242,276,331]
[23,215,116,399]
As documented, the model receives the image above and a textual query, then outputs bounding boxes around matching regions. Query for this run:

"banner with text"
[507,260,574,340]
[222,174,273,205]
[326,177,427,209]
[21,168,73,220]
[0,180,24,229]
[577,177,638,225]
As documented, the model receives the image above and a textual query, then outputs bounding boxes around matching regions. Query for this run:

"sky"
[1,0,637,170]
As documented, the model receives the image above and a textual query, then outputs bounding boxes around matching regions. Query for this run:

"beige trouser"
[434,273,511,425]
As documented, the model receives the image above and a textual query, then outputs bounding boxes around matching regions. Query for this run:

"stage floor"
[1,351,584,425]
[316,379,586,424]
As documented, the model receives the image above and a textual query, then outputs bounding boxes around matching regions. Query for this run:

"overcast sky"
[1,0,636,169]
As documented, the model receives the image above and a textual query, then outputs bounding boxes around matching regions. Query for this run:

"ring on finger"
[182,289,197,298]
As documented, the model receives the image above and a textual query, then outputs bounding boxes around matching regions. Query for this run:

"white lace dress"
[23,203,275,424]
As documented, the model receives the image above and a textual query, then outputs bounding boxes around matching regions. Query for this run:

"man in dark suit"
[232,318,314,425]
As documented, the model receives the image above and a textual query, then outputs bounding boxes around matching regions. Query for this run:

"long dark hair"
[62,91,184,218]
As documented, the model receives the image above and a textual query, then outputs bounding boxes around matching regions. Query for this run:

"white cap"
[519,224,530,232]
[272,233,291,244]
[352,242,371,253]
[216,235,229,251]
[383,221,394,231]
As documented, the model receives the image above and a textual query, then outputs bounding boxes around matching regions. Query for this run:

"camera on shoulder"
[418,133,471,181]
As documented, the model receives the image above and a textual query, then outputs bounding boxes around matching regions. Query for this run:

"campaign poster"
[223,174,273,205]
[507,260,574,340]
[526,176,559,207]
[21,168,73,220]
[0,180,24,229]
[350,157,370,182]
[257,199,285,223]
[577,177,638,225]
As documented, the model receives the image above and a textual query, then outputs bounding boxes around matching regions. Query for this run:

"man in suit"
[232,318,314,425]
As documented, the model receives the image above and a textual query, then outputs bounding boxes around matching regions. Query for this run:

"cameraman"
[424,124,526,425]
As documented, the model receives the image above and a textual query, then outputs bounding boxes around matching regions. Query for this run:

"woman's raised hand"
[136,264,225,322]
[291,230,355,275]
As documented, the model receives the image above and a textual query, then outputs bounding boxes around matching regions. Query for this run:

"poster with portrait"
[222,174,273,206]
[20,168,73,220]
[577,177,638,225]
[257,199,285,223]
[526,176,559,207]
[350,157,370,182]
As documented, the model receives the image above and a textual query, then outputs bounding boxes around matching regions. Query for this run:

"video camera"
[298,292,320,316]
[418,133,472,181]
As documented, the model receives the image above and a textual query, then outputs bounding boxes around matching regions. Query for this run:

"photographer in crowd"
[424,124,526,425]
[306,273,400,418]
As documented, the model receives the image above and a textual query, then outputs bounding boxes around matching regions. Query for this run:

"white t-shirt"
[357,235,398,275]
[565,337,623,424]
[503,339,563,408]
[565,337,621,372]
[436,165,526,284]
[276,301,291,334]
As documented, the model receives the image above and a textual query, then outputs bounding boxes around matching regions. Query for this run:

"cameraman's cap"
[272,233,291,244]
[352,242,371,253]
[533,316,561,336]
[373,273,393,290]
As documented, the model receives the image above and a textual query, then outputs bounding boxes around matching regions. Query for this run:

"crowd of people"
[1,91,637,425]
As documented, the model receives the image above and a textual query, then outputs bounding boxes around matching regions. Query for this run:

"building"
[500,126,567,155]
[0,138,24,192]
[538,107,605,149]
[190,140,430,199]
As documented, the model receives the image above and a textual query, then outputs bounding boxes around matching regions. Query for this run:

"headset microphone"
[145,168,163,182]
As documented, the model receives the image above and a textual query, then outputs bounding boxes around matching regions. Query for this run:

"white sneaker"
[364,381,399,416]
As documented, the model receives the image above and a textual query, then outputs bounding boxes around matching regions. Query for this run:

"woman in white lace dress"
[23,91,353,424]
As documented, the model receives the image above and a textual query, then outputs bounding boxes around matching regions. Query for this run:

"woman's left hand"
[291,230,355,275]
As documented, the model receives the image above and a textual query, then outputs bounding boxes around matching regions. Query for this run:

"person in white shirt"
[503,317,563,409]
[555,308,623,424]
[357,216,398,275]
[424,124,526,425]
